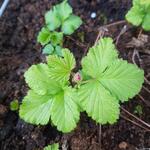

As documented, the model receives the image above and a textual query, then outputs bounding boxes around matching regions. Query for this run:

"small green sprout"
[126,0,150,31]
[10,99,19,111]
[44,143,59,150]
[134,105,143,115]
[37,0,82,56]
[19,37,144,133]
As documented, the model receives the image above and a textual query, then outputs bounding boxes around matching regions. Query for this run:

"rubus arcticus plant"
[19,37,144,133]
[37,0,82,56]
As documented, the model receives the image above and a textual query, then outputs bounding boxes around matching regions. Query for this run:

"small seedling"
[126,0,150,31]
[134,105,143,115]
[10,99,19,111]
[19,37,144,133]
[44,143,59,150]
[37,0,82,55]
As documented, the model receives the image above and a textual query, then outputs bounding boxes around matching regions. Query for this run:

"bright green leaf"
[44,143,59,150]
[62,15,82,35]
[19,90,53,125]
[37,27,51,45]
[81,37,118,78]
[51,32,63,46]
[100,59,144,102]
[55,0,72,22]
[24,63,61,95]
[10,99,19,111]
[126,5,145,26]
[45,10,61,31]
[78,80,120,124]
[43,44,54,55]
[47,48,75,83]
[142,9,150,31]
[51,86,80,132]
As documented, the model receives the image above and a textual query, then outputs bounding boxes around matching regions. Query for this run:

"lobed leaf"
[47,48,75,83]
[37,27,51,45]
[81,37,118,78]
[61,15,82,35]
[19,90,53,125]
[100,59,144,102]
[42,44,54,55]
[78,80,120,124]
[50,32,63,46]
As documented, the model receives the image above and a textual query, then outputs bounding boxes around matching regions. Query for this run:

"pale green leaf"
[61,15,82,35]
[45,10,61,31]
[51,86,80,132]
[44,143,59,150]
[126,5,145,26]
[81,37,118,78]
[55,45,63,56]
[19,90,52,125]
[78,80,120,124]
[47,48,75,83]
[43,44,54,55]
[55,0,72,21]
[37,27,51,45]
[100,59,144,102]
[24,63,61,95]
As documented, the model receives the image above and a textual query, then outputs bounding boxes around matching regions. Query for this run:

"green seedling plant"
[126,0,150,31]
[37,0,82,56]
[44,143,59,150]
[19,37,144,133]
[10,99,19,111]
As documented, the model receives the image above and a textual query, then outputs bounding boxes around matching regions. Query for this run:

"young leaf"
[19,90,53,125]
[100,59,144,102]
[142,9,150,31]
[61,15,82,35]
[81,37,118,78]
[10,99,19,111]
[55,0,72,22]
[78,80,119,124]
[24,63,62,95]
[47,48,75,83]
[50,32,63,46]
[37,27,51,45]
[51,86,80,133]
[55,45,63,56]
[43,44,54,55]
[44,143,59,150]
[45,10,61,31]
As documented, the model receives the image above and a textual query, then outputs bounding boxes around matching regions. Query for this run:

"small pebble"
[118,141,128,149]
[91,12,96,18]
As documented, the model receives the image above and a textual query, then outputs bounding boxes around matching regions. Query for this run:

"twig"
[144,77,150,86]
[101,20,126,28]
[121,107,150,129]
[120,114,150,131]
[98,125,102,150]
[142,85,150,94]
[138,94,150,107]
[0,0,10,17]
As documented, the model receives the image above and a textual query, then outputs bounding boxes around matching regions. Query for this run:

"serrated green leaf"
[142,9,150,31]
[45,10,61,31]
[44,143,59,150]
[78,80,120,124]
[43,44,54,55]
[24,63,61,95]
[82,37,118,78]
[37,27,51,45]
[55,0,72,22]
[126,5,145,26]
[61,15,82,35]
[51,86,80,132]
[19,90,53,125]
[51,32,63,46]
[47,48,75,83]
[100,59,144,102]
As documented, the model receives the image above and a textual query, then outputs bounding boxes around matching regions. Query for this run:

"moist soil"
[0,0,150,150]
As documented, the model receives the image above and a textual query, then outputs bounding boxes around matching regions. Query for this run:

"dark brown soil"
[0,0,150,150]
